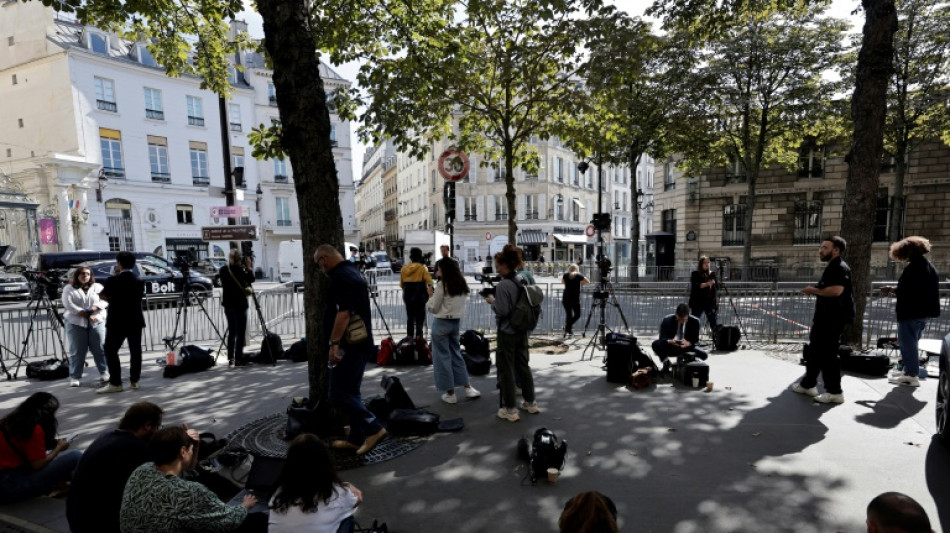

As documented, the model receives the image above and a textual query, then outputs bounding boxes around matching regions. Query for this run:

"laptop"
[226,455,286,514]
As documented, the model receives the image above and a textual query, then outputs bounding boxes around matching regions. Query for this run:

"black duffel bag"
[26,358,69,381]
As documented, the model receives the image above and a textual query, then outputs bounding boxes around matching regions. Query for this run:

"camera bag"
[604,333,635,384]
[460,330,491,375]
[25,358,69,381]
[259,332,283,362]
[675,359,709,387]
[714,325,741,351]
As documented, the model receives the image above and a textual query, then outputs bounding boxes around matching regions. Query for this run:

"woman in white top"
[61,266,108,387]
[426,258,480,404]
[269,434,362,533]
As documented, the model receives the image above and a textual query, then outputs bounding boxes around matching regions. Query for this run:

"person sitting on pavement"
[0,392,81,504]
[866,491,933,533]
[559,491,619,533]
[651,303,708,373]
[67,401,164,533]
[120,426,256,533]
[268,434,363,533]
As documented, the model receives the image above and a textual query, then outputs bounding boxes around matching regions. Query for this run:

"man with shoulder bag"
[314,245,387,455]
[219,249,255,367]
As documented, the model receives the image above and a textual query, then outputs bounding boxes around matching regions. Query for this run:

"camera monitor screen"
[0,245,15,267]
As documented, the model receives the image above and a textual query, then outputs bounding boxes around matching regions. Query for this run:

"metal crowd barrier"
[2,283,948,363]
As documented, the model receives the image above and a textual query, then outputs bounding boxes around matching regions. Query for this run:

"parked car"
[194,258,227,287]
[937,332,950,445]
[37,251,175,272]
[0,268,30,300]
[371,251,393,273]
[69,260,214,302]
[390,257,404,273]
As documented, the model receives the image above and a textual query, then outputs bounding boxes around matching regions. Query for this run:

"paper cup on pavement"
[547,468,559,483]
[706,382,714,392]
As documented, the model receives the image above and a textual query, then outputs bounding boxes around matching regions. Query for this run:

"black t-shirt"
[323,261,374,349]
[814,257,855,324]
[66,430,149,533]
[562,273,585,302]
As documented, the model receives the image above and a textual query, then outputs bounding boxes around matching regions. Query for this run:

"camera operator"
[482,244,539,422]
[560,264,589,337]
[689,256,719,330]
[219,249,255,367]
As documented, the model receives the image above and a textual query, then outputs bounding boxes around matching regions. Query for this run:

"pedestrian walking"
[61,266,109,387]
[881,236,940,387]
[426,258,480,404]
[98,251,146,394]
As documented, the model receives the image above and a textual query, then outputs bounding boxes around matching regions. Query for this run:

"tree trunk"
[258,0,344,399]
[741,172,757,280]
[888,142,907,243]
[504,139,518,244]
[629,145,642,281]
[841,0,897,347]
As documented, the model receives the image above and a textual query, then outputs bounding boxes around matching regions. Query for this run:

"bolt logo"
[149,281,176,294]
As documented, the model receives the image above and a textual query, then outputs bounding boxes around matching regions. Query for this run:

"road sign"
[485,232,492,241]
[210,206,244,218]
[438,148,470,182]
[201,225,258,241]
[585,224,596,237]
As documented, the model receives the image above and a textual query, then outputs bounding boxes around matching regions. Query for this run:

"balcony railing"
[495,213,508,221]
[269,96,278,106]
[97,100,117,112]
[274,174,288,183]
[145,109,164,120]
[525,212,539,220]
[277,219,292,227]
[188,116,205,126]
[192,176,210,186]
[230,122,242,132]
[102,166,125,178]
[151,172,171,183]
[464,214,477,221]
[722,235,745,246]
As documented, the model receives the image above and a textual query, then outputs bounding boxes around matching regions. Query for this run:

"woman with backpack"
[426,258,480,404]
[481,244,539,422]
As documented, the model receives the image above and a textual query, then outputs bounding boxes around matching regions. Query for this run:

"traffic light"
[591,213,611,231]
[443,182,456,220]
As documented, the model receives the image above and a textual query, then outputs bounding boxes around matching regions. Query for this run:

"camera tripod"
[580,274,630,361]
[162,268,226,363]
[361,270,394,339]
[711,263,747,347]
[4,275,68,380]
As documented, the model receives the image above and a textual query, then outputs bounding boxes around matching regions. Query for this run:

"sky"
[237,0,863,182]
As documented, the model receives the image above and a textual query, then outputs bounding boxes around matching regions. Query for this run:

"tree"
[671,8,849,274]
[357,0,599,244]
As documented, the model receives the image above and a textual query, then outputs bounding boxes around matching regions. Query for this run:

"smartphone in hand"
[66,433,79,442]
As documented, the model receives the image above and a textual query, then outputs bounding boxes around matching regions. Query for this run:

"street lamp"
[96,170,108,202]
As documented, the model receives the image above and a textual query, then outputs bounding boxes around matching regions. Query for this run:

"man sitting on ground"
[120,426,256,533]
[866,491,933,533]
[651,303,708,373]
[67,401,164,533]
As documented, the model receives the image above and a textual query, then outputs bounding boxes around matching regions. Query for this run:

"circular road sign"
[585,224,596,237]
[485,232,492,241]
[438,148,470,182]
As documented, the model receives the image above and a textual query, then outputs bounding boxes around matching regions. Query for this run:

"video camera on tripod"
[22,270,64,299]
[476,266,502,298]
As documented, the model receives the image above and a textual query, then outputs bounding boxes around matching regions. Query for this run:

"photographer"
[482,244,539,422]
[689,256,718,330]
[219,249,255,367]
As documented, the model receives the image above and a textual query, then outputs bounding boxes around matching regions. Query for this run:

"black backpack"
[287,339,308,363]
[518,428,567,483]
[460,330,491,376]
[259,332,284,362]
[25,358,69,381]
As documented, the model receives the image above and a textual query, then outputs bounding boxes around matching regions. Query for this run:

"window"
[274,158,288,182]
[726,155,747,183]
[793,200,822,244]
[189,141,209,185]
[88,32,108,54]
[232,148,245,188]
[275,197,292,226]
[147,136,169,182]
[187,96,204,126]
[17,118,23,128]
[99,128,124,178]
[572,197,580,222]
[554,157,563,183]
[874,192,905,242]
[7,36,14,46]
[664,161,675,191]
[137,45,157,67]
[797,143,823,178]
[525,194,538,219]
[572,165,579,186]
[722,204,746,246]
[662,208,677,235]
[495,196,508,221]
[11,74,16,85]
[176,204,194,224]
[553,195,564,220]
[493,162,507,182]
[229,103,241,131]
[143,88,163,120]
[94,77,116,112]
[268,83,277,106]
[464,197,478,221]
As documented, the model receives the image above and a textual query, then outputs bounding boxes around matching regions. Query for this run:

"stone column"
[57,187,76,251]
[76,188,92,250]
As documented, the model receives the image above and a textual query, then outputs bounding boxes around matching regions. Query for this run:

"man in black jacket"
[881,236,941,387]
[219,249,255,366]
[651,303,708,372]
[98,251,146,393]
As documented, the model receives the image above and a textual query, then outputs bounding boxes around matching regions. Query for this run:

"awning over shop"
[517,229,546,245]
[552,233,587,245]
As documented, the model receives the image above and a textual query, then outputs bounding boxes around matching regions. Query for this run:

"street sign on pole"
[201,225,258,241]
[438,148,470,182]
[210,206,244,218]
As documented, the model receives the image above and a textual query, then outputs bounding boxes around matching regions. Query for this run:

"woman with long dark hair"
[62,266,109,386]
[269,434,362,533]
[0,392,81,504]
[559,491,619,533]
[426,258,480,404]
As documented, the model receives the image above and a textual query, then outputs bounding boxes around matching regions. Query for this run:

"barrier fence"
[2,282,948,365]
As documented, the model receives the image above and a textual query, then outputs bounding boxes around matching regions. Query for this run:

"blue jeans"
[329,344,384,446]
[65,321,108,380]
[0,449,81,504]
[431,318,470,392]
[898,318,928,377]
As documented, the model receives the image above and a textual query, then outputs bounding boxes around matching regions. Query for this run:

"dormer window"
[137,44,157,67]
[87,32,108,55]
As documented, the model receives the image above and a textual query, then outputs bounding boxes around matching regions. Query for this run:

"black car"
[69,260,214,301]
[194,258,227,287]
[937,332,950,445]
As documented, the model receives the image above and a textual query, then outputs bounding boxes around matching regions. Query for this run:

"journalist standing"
[62,266,109,387]
[482,244,538,422]
[426,258,480,404]
[220,249,255,367]
[689,256,718,330]
[881,236,941,387]
[314,245,387,455]
[793,236,855,404]
[400,247,433,340]
[561,264,589,337]
[98,251,146,394]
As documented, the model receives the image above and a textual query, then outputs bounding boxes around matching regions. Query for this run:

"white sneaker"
[888,374,920,387]
[520,401,541,414]
[96,384,124,394]
[464,386,481,399]
[68,379,80,387]
[100,372,110,383]
[441,392,457,404]
[792,383,819,397]
[813,393,845,404]
[497,407,520,422]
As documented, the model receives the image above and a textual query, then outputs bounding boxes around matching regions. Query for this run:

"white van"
[278,240,359,284]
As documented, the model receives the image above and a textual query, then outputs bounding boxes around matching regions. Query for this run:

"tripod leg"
[580,298,597,337]
[13,300,47,378]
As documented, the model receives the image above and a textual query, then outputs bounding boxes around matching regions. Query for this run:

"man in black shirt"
[793,236,855,404]
[98,251,146,393]
[66,402,163,533]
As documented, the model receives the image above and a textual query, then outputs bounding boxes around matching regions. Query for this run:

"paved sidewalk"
[1,339,947,532]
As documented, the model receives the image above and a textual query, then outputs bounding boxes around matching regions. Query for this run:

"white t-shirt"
[268,484,358,533]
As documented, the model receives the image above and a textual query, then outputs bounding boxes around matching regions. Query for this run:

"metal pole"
[218,96,237,251]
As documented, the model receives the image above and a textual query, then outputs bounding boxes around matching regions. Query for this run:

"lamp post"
[96,170,107,203]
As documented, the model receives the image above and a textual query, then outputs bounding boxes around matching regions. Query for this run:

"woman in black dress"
[561,264,589,337]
